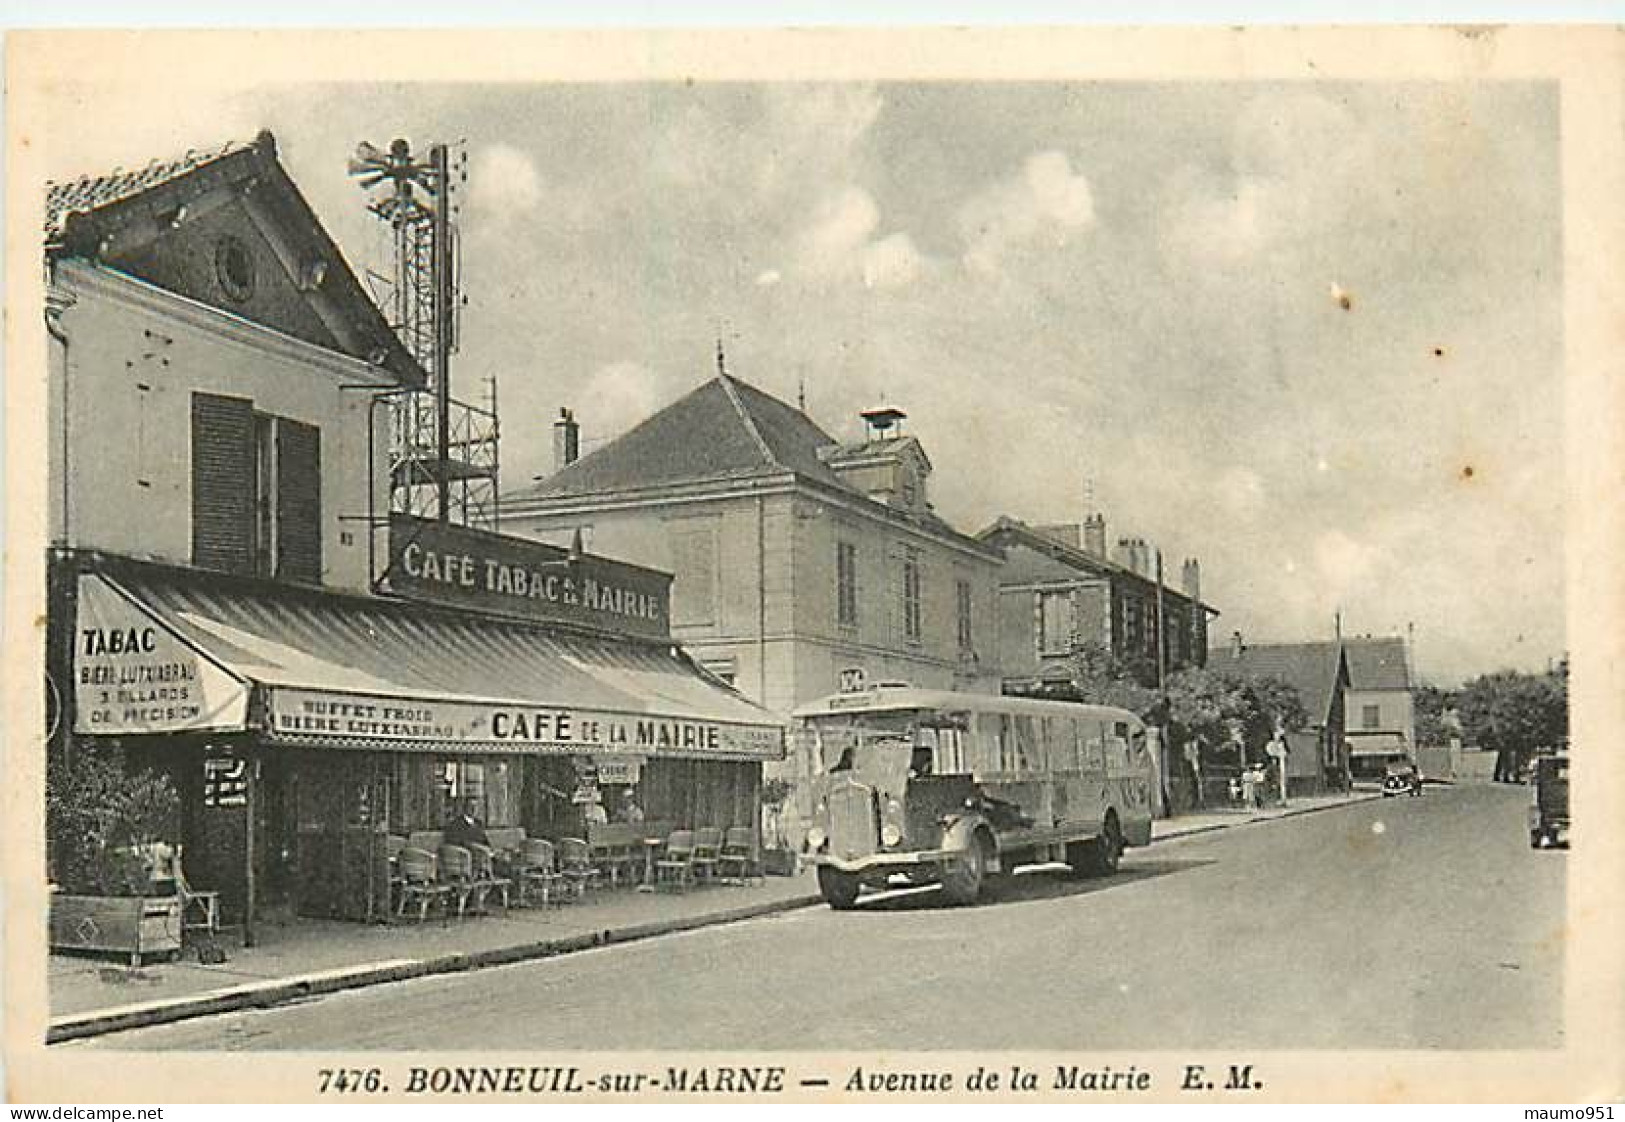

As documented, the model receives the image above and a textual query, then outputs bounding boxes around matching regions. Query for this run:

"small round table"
[637,837,662,892]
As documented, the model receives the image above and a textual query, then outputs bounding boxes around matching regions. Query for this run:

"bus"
[792,683,1155,909]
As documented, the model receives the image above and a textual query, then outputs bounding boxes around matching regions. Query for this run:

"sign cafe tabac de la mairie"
[386,514,671,640]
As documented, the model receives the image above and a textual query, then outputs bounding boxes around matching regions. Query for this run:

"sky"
[42,78,1564,686]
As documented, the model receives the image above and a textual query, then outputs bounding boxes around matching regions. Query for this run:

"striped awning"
[1347,732,1409,757]
[77,567,783,761]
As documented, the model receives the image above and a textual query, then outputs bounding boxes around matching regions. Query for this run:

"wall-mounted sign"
[838,666,868,694]
[203,753,249,808]
[595,756,643,785]
[266,687,783,760]
[73,575,249,735]
[386,514,671,640]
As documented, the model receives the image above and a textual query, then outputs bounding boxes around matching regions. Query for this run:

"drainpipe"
[45,282,76,545]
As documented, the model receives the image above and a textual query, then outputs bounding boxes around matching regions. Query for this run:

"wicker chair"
[716,826,760,885]
[655,829,697,892]
[396,847,452,922]
[691,827,724,883]
[467,842,512,912]
[437,844,482,917]
[557,837,602,901]
[516,838,564,908]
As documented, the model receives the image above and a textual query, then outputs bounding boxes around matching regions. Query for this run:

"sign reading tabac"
[73,574,250,735]
[386,514,671,639]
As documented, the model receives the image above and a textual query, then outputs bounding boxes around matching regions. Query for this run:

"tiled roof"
[1216,640,1346,721]
[1343,637,1411,691]
[505,373,993,553]
[509,374,851,501]
[45,140,253,242]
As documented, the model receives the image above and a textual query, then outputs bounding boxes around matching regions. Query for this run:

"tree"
[1413,683,1456,748]
[1163,666,1308,767]
[1456,666,1568,779]
[1023,641,1161,718]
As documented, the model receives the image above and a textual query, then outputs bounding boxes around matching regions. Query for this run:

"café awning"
[74,566,783,761]
[1347,731,1409,758]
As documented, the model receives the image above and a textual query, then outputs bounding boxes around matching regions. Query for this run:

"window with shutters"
[1038,590,1073,655]
[191,393,256,574]
[836,540,858,629]
[190,393,321,583]
[956,578,974,651]
[901,548,922,643]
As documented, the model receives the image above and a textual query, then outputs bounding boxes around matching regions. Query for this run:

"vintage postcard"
[4,25,1623,1105]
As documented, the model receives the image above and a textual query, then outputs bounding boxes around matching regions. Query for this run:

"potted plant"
[758,777,798,876]
[47,746,184,965]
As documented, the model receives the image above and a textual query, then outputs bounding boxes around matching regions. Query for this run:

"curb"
[47,891,821,1044]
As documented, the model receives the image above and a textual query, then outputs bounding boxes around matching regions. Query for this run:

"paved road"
[87,783,1563,1051]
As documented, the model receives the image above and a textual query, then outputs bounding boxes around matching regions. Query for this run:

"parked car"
[1382,760,1424,798]
[1528,753,1569,848]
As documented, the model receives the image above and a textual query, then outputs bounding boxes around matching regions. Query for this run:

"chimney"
[1230,630,1244,660]
[1182,558,1201,602]
[1132,538,1150,577]
[553,408,580,472]
[1083,513,1106,558]
[1114,537,1137,570]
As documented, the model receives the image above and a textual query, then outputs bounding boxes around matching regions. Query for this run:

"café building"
[63,517,783,932]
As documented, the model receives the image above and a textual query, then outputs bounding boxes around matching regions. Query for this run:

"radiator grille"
[828,782,877,861]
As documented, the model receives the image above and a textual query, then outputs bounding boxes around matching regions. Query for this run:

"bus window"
[1012,715,1035,771]
[933,727,967,774]
[1071,719,1087,772]
[1039,717,1059,771]
[1083,722,1107,772]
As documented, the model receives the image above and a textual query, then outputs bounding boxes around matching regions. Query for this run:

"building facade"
[43,134,780,938]
[1342,637,1416,778]
[499,376,1006,715]
[977,516,1215,693]
[1216,636,1352,796]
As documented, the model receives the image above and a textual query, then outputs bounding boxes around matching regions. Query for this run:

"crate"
[49,893,183,965]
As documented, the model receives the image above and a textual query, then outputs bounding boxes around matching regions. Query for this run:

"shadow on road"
[851,857,1214,913]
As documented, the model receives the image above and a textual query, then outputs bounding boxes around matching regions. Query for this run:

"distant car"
[1528,754,1569,849]
[1382,760,1423,797]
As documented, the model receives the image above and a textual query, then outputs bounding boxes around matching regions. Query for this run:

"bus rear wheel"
[817,866,861,909]
[941,835,989,905]
[1070,815,1123,878]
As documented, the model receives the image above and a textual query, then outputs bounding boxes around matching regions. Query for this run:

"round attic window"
[214,236,256,303]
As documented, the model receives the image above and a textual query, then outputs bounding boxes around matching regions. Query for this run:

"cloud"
[958,149,1096,277]
[468,143,543,218]
[788,186,925,291]
[577,361,665,445]
[755,269,782,287]
[861,233,923,290]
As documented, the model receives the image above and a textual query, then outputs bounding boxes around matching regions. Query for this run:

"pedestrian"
[443,796,489,850]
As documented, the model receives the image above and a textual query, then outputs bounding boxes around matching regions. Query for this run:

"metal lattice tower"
[349,137,498,528]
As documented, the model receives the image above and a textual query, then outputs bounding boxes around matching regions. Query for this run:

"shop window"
[836,540,858,628]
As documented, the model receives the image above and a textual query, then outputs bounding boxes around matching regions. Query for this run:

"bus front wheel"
[1071,815,1122,878]
[941,836,989,905]
[817,866,861,909]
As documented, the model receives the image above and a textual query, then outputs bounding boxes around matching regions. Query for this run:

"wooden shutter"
[190,392,255,573]
[276,418,323,584]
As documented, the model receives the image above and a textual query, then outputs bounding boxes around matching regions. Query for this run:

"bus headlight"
[806,826,826,850]
[881,823,902,847]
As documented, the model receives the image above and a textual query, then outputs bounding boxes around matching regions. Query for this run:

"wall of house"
[1346,687,1416,743]
[50,260,392,594]
[507,486,1002,713]
[791,493,1001,701]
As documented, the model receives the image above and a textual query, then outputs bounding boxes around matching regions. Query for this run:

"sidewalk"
[48,871,819,1042]
[1153,788,1382,842]
[49,788,1380,1043]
